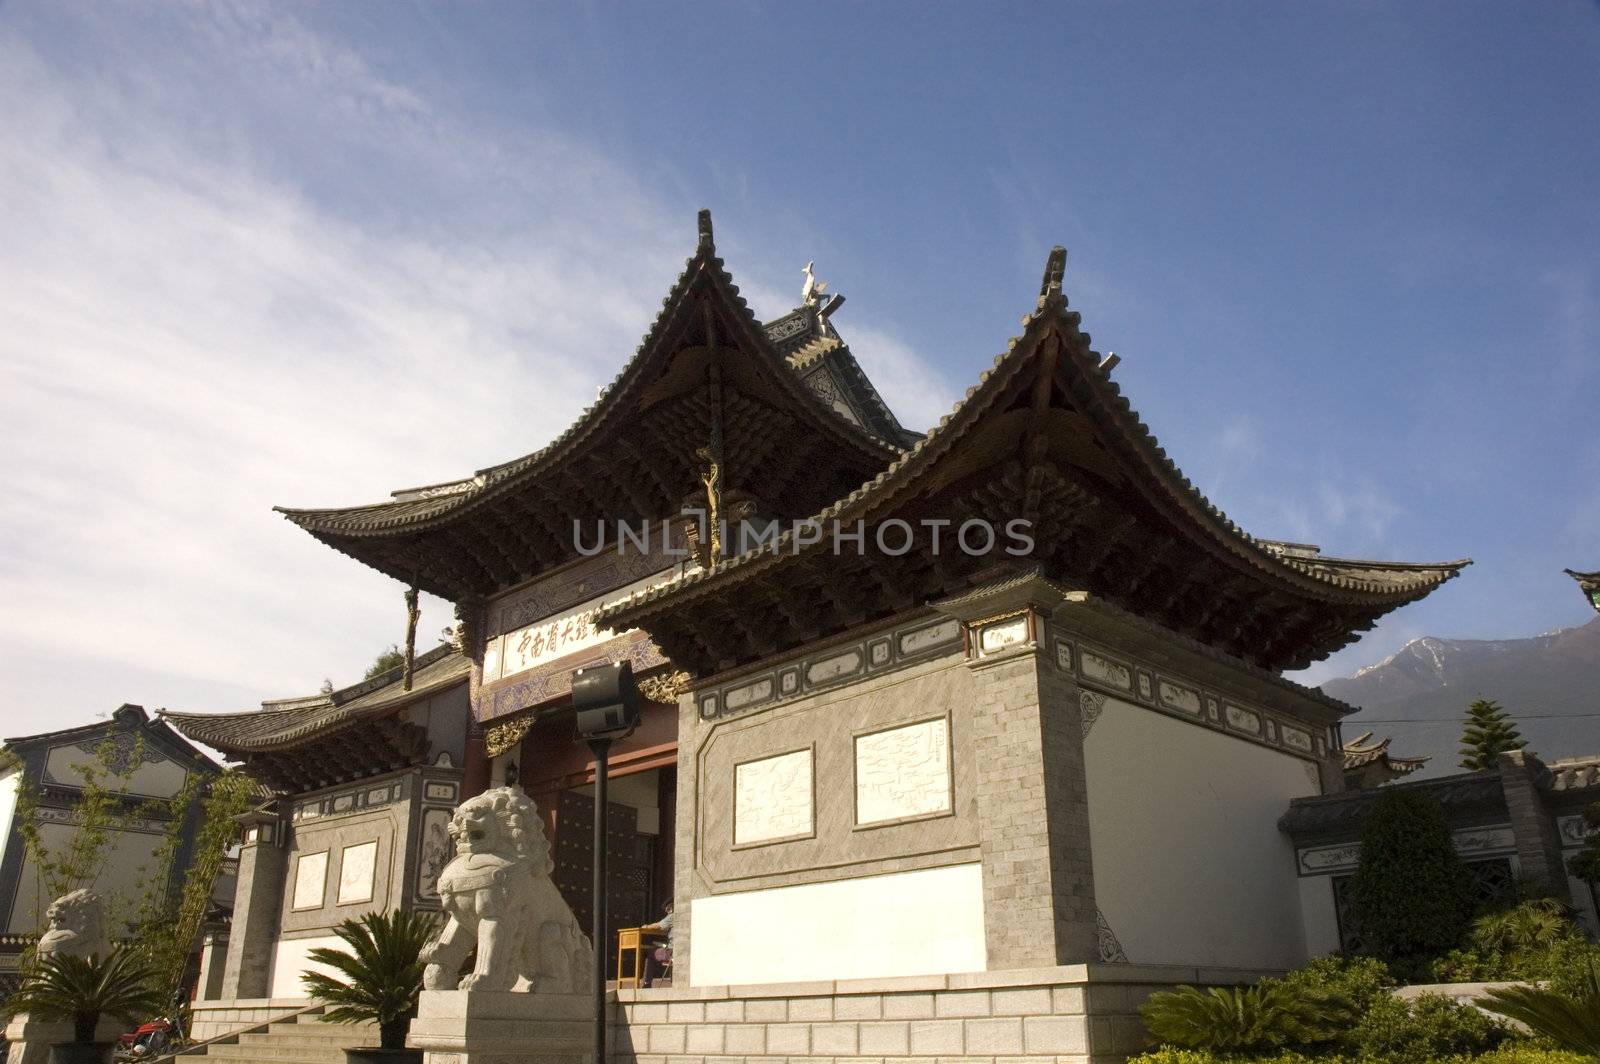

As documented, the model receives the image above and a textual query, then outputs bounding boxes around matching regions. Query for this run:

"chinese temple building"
[169,213,1491,1062]
[0,705,222,998]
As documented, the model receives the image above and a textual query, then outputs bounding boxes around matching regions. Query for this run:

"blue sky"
[2,2,1596,735]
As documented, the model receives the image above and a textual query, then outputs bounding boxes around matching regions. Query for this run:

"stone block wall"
[609,964,1272,1064]
[189,998,310,1042]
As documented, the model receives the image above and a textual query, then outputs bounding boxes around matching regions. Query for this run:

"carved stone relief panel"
[337,840,378,905]
[854,718,952,827]
[292,851,327,910]
[733,748,814,846]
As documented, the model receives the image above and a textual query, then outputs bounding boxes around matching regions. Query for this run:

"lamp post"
[570,660,640,1064]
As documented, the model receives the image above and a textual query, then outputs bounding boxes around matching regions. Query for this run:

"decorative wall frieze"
[1095,908,1129,963]
[291,778,405,823]
[1061,633,1333,768]
[696,614,963,723]
[1296,824,1516,876]
[1558,814,1593,849]
[1079,691,1106,738]
[33,806,168,835]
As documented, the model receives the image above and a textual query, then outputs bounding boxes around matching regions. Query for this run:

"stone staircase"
[178,1008,378,1064]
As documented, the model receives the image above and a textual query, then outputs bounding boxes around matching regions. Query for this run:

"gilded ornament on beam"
[637,670,691,704]
[483,715,534,758]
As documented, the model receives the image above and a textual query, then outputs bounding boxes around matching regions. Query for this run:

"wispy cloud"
[0,4,940,731]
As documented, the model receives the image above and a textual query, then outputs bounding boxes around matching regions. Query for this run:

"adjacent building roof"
[162,645,469,791]
[162,644,468,756]
[598,247,1468,676]
[766,302,921,447]
[4,703,220,774]
[1566,568,1600,614]
[1342,731,1429,786]
[276,212,903,602]
[1279,770,1508,838]
[1547,754,1600,794]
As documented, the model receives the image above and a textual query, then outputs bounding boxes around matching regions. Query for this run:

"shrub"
[1471,898,1585,958]
[301,910,442,1050]
[1279,954,1394,1017]
[1479,954,1600,1057]
[1352,991,1510,1061]
[1465,1046,1597,1064]
[1138,982,1354,1052]
[1350,786,1476,974]
[1540,939,1600,1001]
[8,945,166,1043]
[1126,1050,1338,1064]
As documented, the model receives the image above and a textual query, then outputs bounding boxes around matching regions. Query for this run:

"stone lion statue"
[421,787,593,993]
[37,888,108,959]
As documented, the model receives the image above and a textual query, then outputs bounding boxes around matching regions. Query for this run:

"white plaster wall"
[268,933,345,999]
[7,821,166,934]
[690,863,985,985]
[1297,876,1342,958]
[1085,697,1319,970]
[0,769,18,871]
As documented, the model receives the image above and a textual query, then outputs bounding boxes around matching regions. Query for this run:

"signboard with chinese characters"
[481,572,669,685]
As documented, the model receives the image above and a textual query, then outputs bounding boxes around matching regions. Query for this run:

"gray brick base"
[609,964,1271,1064]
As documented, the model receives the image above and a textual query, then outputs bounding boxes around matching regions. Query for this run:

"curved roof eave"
[275,211,901,543]
[597,247,1469,629]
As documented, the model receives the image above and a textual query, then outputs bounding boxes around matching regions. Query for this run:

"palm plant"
[1479,955,1600,1056]
[9,946,165,1043]
[1471,897,1582,957]
[301,910,441,1051]
[1138,981,1355,1052]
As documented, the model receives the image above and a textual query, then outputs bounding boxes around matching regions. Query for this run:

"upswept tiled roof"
[1280,771,1507,837]
[768,305,920,447]
[162,644,468,755]
[1342,731,1429,773]
[1547,755,1600,793]
[598,248,1468,640]
[1566,568,1600,613]
[276,213,901,543]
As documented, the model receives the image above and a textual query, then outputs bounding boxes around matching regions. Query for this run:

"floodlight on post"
[571,660,641,1064]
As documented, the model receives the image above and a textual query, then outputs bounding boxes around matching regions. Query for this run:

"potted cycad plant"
[301,910,441,1064]
[9,945,165,1064]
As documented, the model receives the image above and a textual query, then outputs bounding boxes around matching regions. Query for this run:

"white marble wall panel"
[854,718,952,826]
[733,749,813,845]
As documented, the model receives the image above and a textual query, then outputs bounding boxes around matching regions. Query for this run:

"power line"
[1352,712,1600,724]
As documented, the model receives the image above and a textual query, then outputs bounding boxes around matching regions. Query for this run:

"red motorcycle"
[116,1016,182,1061]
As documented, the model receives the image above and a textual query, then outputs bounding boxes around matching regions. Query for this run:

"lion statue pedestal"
[4,889,122,1064]
[408,788,597,1064]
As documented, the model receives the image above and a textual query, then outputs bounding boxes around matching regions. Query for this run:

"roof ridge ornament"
[697,208,714,251]
[802,261,829,308]
[1039,245,1067,299]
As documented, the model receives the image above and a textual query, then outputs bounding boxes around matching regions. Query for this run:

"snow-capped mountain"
[1321,617,1600,777]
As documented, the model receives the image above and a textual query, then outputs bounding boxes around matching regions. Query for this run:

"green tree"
[1460,697,1527,771]
[363,646,406,681]
[1350,786,1476,975]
